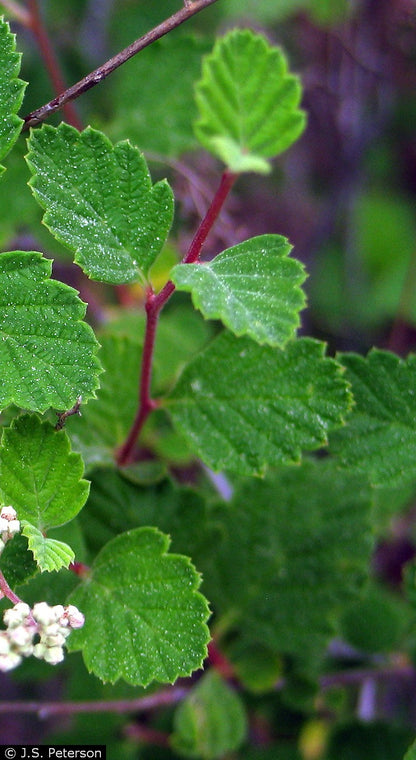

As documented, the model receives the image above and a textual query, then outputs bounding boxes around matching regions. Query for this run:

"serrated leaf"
[194,29,306,173]
[171,670,247,759]
[0,414,89,530]
[21,521,74,572]
[329,349,416,487]
[200,460,373,660]
[166,332,351,475]
[26,124,174,284]
[0,250,101,412]
[67,527,210,685]
[171,235,306,346]
[0,16,26,176]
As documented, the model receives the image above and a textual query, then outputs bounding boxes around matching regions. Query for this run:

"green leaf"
[404,740,416,760]
[0,16,26,176]
[0,532,38,589]
[67,527,211,685]
[26,124,174,284]
[69,334,142,470]
[194,29,306,174]
[0,414,89,530]
[166,332,351,475]
[109,35,212,157]
[21,522,74,572]
[0,250,101,412]
[200,460,373,660]
[329,349,416,487]
[171,235,306,346]
[171,670,247,759]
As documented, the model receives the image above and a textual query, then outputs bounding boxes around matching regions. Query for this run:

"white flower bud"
[4,602,31,628]
[42,631,67,648]
[0,507,17,521]
[42,645,65,665]
[33,642,47,660]
[0,632,11,656]
[7,519,20,536]
[50,605,65,622]
[0,651,22,671]
[32,602,55,627]
[63,605,85,629]
[8,625,34,649]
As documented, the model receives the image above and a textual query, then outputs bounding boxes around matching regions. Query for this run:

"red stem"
[116,170,237,466]
[0,569,23,606]
[28,0,83,130]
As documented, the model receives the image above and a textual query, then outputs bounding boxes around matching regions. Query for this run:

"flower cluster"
[0,601,85,671]
[0,506,20,554]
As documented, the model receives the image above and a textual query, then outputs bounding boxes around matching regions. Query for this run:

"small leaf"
[194,29,306,174]
[0,533,38,589]
[166,332,351,475]
[171,234,306,346]
[0,17,26,176]
[171,670,247,759]
[26,124,174,284]
[329,349,416,487]
[0,414,89,530]
[21,522,74,572]
[67,527,211,685]
[0,250,101,412]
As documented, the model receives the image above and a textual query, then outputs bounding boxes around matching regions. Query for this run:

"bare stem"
[0,685,189,717]
[22,0,221,130]
[27,0,83,129]
[116,170,237,466]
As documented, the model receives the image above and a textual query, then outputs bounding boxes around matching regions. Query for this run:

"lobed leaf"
[0,250,101,412]
[194,29,306,174]
[329,349,416,487]
[171,670,247,759]
[67,527,211,685]
[21,522,75,573]
[199,460,373,660]
[0,16,26,176]
[166,332,351,475]
[171,234,306,346]
[0,414,89,530]
[26,124,174,284]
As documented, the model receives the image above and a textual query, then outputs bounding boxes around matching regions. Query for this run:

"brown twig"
[0,685,189,717]
[22,0,220,130]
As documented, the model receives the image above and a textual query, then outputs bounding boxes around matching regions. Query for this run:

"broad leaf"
[329,349,416,487]
[26,124,174,284]
[166,332,351,475]
[172,670,247,759]
[0,251,101,412]
[0,414,89,530]
[68,527,210,685]
[0,17,26,176]
[194,29,306,174]
[200,460,373,660]
[0,533,38,589]
[171,234,306,346]
[21,522,74,573]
